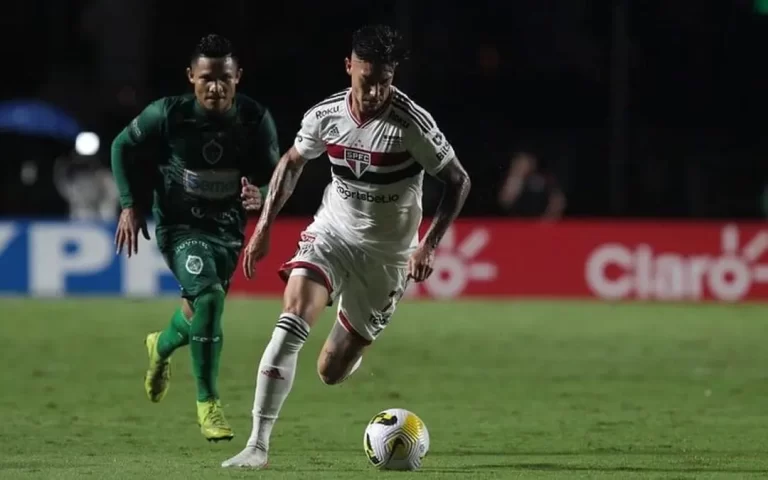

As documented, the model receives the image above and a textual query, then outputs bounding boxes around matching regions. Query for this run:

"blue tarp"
[0,100,81,142]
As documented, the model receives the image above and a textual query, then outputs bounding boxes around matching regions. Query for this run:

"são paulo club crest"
[344,148,371,178]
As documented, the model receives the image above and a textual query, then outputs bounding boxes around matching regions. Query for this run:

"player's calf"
[189,285,226,402]
[145,301,194,403]
[223,274,330,468]
[317,315,370,385]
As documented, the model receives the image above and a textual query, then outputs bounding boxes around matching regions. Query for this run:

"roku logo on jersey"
[315,105,341,120]
[388,110,410,129]
[335,185,399,204]
[585,225,768,302]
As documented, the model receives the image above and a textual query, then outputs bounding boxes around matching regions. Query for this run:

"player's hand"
[240,177,263,212]
[242,228,270,280]
[115,207,150,258]
[407,243,435,283]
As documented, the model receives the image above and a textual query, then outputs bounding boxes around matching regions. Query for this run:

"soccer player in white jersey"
[222,24,471,469]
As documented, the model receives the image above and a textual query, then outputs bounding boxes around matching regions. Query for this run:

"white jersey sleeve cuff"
[428,152,456,176]
[294,139,322,160]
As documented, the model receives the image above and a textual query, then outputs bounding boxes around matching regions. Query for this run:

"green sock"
[189,286,225,402]
[156,308,191,358]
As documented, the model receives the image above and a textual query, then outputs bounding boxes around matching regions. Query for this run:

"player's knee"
[281,296,312,322]
[316,341,365,386]
[282,275,328,326]
[318,373,341,385]
[192,285,225,319]
[316,361,345,385]
[181,298,195,319]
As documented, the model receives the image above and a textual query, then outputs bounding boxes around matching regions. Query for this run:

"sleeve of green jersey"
[250,109,281,198]
[111,99,167,208]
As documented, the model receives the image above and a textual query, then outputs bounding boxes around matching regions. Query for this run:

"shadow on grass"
[317,447,766,457]
[423,463,768,475]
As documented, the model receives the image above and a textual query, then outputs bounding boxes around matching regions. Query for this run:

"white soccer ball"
[363,408,430,471]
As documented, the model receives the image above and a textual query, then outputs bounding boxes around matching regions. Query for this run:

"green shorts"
[160,233,240,299]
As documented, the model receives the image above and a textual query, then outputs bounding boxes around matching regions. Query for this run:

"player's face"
[345,54,395,115]
[187,56,241,113]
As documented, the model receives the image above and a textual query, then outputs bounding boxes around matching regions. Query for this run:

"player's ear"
[235,68,243,84]
[186,67,194,84]
[345,57,352,76]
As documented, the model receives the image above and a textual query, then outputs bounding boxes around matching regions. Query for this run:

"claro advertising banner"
[1,219,766,302]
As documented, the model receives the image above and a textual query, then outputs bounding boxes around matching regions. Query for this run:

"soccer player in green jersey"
[110,34,280,442]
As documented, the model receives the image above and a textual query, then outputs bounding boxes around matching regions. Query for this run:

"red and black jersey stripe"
[330,163,423,185]
[327,144,422,184]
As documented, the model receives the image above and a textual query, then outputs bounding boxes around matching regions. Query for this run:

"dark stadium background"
[2,0,766,219]
[5,3,768,478]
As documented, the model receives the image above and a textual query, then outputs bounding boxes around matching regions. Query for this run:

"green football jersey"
[111,94,279,249]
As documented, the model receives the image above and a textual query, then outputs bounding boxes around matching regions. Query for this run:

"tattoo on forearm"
[258,156,304,229]
[423,163,471,249]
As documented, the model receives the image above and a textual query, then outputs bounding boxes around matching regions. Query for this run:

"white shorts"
[278,228,408,343]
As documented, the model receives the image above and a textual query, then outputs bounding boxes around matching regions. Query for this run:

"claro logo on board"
[585,225,768,302]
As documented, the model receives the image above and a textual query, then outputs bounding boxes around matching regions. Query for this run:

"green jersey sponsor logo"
[182,168,239,200]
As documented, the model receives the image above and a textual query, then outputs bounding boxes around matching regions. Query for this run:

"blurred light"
[75,132,100,156]
[21,161,38,185]
[756,0,768,14]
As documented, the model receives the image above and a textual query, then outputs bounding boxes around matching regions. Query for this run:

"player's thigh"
[178,244,235,313]
[212,243,240,295]
[278,230,349,326]
[316,266,406,383]
[181,298,195,318]
[164,236,222,299]
[281,273,333,328]
[335,263,408,345]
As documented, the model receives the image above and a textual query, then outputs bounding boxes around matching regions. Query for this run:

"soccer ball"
[363,408,430,471]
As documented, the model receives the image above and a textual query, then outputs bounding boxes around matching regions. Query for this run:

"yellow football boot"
[197,399,234,442]
[144,332,171,403]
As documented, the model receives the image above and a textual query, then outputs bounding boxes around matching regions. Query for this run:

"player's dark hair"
[351,25,409,66]
[191,34,236,64]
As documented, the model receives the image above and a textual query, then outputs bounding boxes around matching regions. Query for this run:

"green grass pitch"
[2,298,768,479]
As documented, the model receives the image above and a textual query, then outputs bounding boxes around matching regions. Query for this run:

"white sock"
[246,313,310,452]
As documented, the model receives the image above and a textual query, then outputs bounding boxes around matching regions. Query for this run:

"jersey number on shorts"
[369,288,405,336]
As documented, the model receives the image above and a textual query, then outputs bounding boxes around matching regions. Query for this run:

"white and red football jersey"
[293,86,456,263]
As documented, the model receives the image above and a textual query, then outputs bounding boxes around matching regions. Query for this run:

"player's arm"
[242,109,325,275]
[257,146,309,229]
[256,113,326,233]
[110,99,166,209]
[249,109,281,198]
[405,116,471,251]
[111,99,165,256]
[243,112,326,277]
[422,158,471,249]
